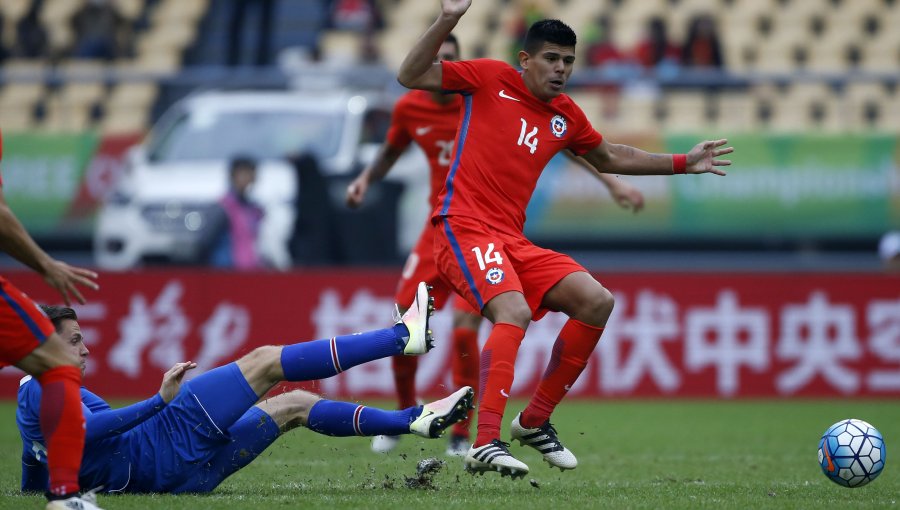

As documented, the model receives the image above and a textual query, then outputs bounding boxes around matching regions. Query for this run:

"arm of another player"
[564,151,645,213]
[346,143,406,208]
[397,0,470,90]
[581,138,733,176]
[0,190,99,305]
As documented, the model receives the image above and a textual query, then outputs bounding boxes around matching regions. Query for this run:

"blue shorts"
[126,363,282,493]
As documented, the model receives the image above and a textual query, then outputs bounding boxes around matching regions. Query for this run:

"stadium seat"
[320,31,364,64]
[661,90,709,133]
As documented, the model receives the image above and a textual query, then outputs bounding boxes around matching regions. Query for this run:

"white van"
[94,90,405,270]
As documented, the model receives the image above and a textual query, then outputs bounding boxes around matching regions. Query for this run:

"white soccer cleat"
[410,386,475,438]
[46,490,103,510]
[509,412,578,471]
[464,439,529,479]
[396,282,435,355]
[371,434,400,454]
[445,434,471,457]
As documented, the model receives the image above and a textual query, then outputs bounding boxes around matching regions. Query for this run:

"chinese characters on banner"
[1,270,897,399]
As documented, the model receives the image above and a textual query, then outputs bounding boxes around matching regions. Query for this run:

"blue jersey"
[17,375,165,493]
[16,362,281,494]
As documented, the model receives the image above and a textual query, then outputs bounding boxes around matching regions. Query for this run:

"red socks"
[473,323,525,447]
[450,327,479,438]
[38,365,84,497]
[520,319,604,428]
[391,355,419,409]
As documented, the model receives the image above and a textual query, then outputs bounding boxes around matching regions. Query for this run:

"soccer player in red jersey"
[348,34,645,457]
[0,129,103,508]
[398,0,733,478]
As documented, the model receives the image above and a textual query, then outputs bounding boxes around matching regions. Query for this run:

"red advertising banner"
[1,270,898,400]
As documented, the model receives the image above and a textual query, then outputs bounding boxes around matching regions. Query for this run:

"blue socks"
[280,324,409,381]
[306,400,421,437]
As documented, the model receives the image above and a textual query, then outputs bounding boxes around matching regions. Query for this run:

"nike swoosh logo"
[500,389,509,398]
[419,410,434,420]
[563,384,572,392]
[823,441,835,472]
[415,126,432,135]
[498,89,520,102]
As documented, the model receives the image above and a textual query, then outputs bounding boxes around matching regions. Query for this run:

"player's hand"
[686,139,733,176]
[345,176,369,208]
[159,361,197,403]
[41,259,99,306]
[608,179,645,213]
[441,0,471,18]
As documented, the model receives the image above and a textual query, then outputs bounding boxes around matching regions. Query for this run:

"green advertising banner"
[525,134,900,242]
[1,132,99,237]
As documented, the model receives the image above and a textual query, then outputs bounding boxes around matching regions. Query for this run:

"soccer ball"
[817,418,886,487]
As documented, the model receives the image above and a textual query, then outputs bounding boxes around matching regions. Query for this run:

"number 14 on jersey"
[472,243,504,270]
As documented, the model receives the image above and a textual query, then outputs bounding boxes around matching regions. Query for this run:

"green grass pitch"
[1,399,897,509]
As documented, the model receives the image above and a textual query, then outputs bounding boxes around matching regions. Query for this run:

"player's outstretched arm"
[581,138,733,177]
[0,191,98,305]
[346,143,406,208]
[564,151,645,213]
[397,0,470,90]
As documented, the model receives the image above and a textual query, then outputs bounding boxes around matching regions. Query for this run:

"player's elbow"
[397,73,417,89]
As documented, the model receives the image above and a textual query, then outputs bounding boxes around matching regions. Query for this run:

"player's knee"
[583,286,615,324]
[240,345,283,379]
[496,302,532,328]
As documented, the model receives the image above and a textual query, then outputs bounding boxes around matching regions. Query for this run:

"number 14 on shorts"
[472,243,503,270]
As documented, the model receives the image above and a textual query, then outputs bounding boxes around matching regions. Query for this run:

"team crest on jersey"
[550,115,567,138]
[486,267,505,285]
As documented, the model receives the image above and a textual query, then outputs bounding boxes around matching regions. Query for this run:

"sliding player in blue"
[18,283,474,494]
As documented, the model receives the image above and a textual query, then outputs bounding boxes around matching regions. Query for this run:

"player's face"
[58,319,89,376]
[519,42,576,102]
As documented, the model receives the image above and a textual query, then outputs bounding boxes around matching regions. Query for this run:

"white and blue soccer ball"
[818,418,886,488]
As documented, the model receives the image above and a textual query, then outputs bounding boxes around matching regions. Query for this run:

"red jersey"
[386,89,461,209]
[435,59,603,234]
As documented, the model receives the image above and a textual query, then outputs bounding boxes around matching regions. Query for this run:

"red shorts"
[434,215,586,321]
[0,276,55,368]
[395,221,480,315]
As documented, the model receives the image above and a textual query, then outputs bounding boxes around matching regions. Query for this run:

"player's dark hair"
[39,305,78,332]
[524,19,577,55]
[229,155,257,176]
[445,33,460,54]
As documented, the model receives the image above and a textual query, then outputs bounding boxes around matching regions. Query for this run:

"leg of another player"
[258,387,474,438]
[185,283,436,435]
[446,308,481,455]
[16,333,87,501]
[239,282,434,398]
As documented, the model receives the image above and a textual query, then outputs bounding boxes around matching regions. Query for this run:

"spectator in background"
[507,0,548,64]
[14,0,48,59]
[585,15,634,119]
[227,0,275,67]
[70,0,132,60]
[633,16,680,76]
[330,0,382,32]
[204,156,266,270]
[328,0,384,64]
[681,13,724,70]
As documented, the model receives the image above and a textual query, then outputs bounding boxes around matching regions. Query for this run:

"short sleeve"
[565,101,603,155]
[385,99,413,150]
[441,59,510,94]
